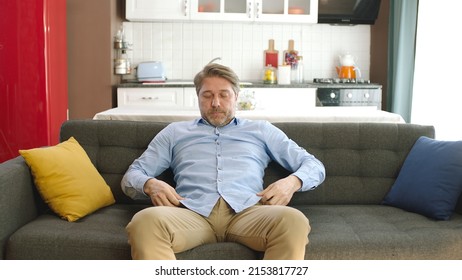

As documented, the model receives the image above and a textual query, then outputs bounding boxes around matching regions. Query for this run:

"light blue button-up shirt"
[121,118,325,217]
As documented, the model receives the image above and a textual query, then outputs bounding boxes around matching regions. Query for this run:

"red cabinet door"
[0,0,68,163]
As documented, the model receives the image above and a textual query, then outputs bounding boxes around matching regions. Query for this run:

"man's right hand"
[143,178,185,207]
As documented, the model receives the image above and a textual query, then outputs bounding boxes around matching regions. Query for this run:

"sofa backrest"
[60,120,435,206]
[267,122,434,206]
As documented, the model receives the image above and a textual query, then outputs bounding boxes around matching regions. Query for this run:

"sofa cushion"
[382,136,462,220]
[299,205,462,259]
[19,137,115,222]
[5,204,144,259]
[5,204,259,260]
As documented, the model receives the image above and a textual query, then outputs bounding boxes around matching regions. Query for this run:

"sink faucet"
[208,57,221,64]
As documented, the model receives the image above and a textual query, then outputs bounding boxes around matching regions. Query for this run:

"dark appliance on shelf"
[318,0,382,25]
[314,78,382,109]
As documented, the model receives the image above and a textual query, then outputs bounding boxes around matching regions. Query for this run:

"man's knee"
[127,206,174,233]
[272,206,311,236]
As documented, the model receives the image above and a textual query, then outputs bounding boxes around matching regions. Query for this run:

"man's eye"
[220,92,230,98]
[201,93,212,99]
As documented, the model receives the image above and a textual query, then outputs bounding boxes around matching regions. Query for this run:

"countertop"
[118,80,382,89]
[94,106,404,123]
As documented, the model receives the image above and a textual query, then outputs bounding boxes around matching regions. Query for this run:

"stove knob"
[330,92,336,99]
[364,93,370,99]
[347,93,353,98]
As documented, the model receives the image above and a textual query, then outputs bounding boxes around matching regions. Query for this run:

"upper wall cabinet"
[259,0,318,23]
[189,0,251,21]
[126,0,318,23]
[190,0,317,23]
[126,0,190,21]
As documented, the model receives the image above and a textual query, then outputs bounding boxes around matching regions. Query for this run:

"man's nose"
[211,96,220,107]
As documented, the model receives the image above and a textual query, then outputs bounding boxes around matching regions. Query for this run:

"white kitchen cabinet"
[183,87,199,109]
[183,87,316,111]
[243,87,316,111]
[190,0,317,23]
[189,0,251,21]
[117,86,316,112]
[126,0,189,21]
[257,0,318,23]
[117,87,185,108]
[126,0,317,23]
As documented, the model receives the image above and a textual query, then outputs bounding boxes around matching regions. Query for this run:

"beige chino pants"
[126,198,310,260]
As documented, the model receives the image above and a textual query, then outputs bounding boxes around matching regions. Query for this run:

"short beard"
[203,109,235,127]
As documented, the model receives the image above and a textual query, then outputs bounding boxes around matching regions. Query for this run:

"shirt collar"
[197,117,239,127]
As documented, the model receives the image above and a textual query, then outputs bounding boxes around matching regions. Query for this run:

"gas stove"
[313,78,371,84]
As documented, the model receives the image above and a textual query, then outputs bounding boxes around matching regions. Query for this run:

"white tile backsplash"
[122,21,371,81]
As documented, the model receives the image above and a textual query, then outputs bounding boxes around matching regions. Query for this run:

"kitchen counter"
[93,106,404,123]
[118,80,382,89]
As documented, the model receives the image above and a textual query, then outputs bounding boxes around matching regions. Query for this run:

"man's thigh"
[128,206,218,254]
[225,205,308,251]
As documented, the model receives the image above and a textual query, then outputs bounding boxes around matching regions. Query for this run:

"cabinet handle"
[248,2,252,18]
[141,97,159,101]
[184,0,188,17]
[256,2,260,19]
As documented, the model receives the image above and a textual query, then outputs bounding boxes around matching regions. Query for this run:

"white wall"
[412,1,462,140]
[122,21,371,82]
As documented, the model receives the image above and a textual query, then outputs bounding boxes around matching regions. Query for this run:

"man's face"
[198,76,238,127]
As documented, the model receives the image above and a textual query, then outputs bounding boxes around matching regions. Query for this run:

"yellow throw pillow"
[19,137,115,222]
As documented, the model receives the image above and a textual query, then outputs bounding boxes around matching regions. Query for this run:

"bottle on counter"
[283,40,299,83]
[264,39,279,68]
[295,56,304,83]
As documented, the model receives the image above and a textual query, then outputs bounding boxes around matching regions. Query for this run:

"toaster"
[137,61,166,82]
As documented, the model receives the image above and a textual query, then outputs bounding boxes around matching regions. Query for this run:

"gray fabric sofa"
[1,119,462,260]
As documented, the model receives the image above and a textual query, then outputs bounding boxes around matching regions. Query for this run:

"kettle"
[336,54,361,79]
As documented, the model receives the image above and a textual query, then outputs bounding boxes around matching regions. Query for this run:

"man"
[121,63,325,260]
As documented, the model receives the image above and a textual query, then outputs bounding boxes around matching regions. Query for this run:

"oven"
[314,78,382,109]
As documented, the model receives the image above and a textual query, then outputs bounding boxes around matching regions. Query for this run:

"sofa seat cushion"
[5,204,259,260]
[5,204,146,260]
[299,205,462,260]
[8,203,462,260]
[177,242,261,260]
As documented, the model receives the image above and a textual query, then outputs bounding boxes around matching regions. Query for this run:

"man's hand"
[143,178,185,207]
[257,175,302,206]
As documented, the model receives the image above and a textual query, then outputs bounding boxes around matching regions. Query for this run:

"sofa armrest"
[0,156,39,259]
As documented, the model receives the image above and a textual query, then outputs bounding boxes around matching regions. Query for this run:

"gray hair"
[193,63,240,96]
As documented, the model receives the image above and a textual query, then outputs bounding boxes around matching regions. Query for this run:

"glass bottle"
[297,56,304,83]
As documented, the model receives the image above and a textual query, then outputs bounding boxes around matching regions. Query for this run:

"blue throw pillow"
[383,136,462,220]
